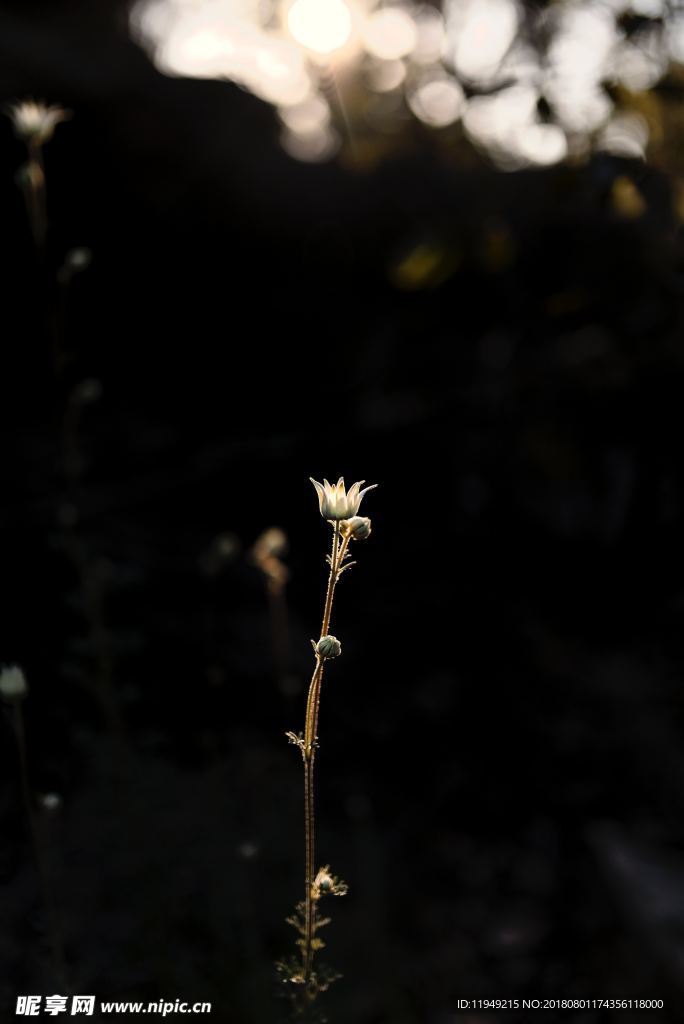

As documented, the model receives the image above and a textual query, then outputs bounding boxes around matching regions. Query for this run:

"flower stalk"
[302,520,348,993]
[281,477,376,1018]
[0,667,69,990]
[6,100,70,254]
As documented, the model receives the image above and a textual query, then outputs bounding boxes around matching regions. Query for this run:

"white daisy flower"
[310,477,377,521]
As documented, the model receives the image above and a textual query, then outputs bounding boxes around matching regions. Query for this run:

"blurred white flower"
[6,99,71,145]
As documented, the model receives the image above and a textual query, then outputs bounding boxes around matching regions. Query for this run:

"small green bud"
[342,516,371,540]
[316,635,341,659]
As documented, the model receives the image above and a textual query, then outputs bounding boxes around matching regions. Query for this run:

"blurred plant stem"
[24,139,48,255]
[59,382,123,739]
[17,135,58,376]
[9,100,86,381]
[64,528,123,738]
[8,99,69,270]
[251,528,291,684]
[13,702,69,991]
[57,386,123,739]
[12,102,120,738]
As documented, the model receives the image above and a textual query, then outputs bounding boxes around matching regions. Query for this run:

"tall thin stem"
[301,521,348,1000]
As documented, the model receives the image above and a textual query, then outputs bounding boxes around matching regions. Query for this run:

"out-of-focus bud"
[6,100,71,145]
[65,247,92,272]
[252,527,288,563]
[342,516,372,540]
[251,527,289,592]
[316,635,341,659]
[58,247,93,285]
[200,532,241,577]
[0,665,28,701]
[72,378,102,405]
[40,793,62,813]
[237,840,260,860]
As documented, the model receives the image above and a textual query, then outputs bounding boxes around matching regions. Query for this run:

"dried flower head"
[313,865,348,898]
[6,99,71,145]
[0,664,28,701]
[315,869,333,893]
[310,477,377,521]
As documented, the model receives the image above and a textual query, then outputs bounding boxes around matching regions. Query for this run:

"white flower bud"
[342,516,372,540]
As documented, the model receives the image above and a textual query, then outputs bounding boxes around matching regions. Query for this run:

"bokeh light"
[365,58,407,93]
[447,0,518,83]
[361,8,417,61]
[598,112,650,159]
[130,0,683,166]
[280,123,340,160]
[412,6,446,66]
[408,74,465,128]
[287,0,353,55]
[279,94,331,133]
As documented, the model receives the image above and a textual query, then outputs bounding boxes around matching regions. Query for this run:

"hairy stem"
[301,521,349,1000]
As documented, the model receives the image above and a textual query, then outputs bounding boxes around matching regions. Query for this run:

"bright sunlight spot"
[287,0,353,55]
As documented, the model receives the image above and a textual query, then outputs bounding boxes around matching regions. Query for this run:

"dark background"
[2,2,684,1022]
